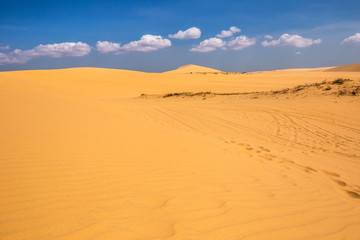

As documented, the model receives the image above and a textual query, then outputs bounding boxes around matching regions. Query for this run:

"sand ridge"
[164,64,222,73]
[0,65,360,239]
[326,63,360,72]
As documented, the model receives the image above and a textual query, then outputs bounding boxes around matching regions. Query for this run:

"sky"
[0,0,360,72]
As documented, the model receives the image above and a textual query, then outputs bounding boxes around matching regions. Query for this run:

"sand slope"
[0,66,360,240]
[326,63,360,72]
[165,64,222,73]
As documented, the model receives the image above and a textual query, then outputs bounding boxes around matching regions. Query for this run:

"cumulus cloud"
[261,34,321,47]
[227,36,256,50]
[169,27,201,39]
[190,34,255,52]
[119,34,171,52]
[0,45,10,51]
[216,26,241,38]
[31,42,91,57]
[0,42,91,65]
[190,37,226,52]
[0,52,23,64]
[342,33,360,44]
[264,35,273,40]
[296,51,302,55]
[96,41,121,53]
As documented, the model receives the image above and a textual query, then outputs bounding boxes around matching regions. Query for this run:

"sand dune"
[0,65,360,239]
[326,63,360,72]
[274,66,334,72]
[165,64,222,73]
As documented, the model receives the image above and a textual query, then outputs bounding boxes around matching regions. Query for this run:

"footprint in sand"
[327,177,360,200]
[302,166,317,173]
[332,179,347,187]
[321,170,341,177]
[346,190,360,199]
[259,146,271,152]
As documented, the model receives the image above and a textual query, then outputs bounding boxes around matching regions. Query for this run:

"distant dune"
[274,66,334,72]
[164,64,222,73]
[1,65,360,240]
[326,63,360,72]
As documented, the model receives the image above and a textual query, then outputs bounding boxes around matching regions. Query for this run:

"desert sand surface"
[0,65,360,240]
[326,63,360,72]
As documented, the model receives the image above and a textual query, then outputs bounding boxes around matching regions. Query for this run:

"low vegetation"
[140,78,360,99]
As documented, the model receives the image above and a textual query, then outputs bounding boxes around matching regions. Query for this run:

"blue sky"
[0,0,359,72]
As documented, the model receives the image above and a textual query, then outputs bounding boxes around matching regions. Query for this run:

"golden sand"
[165,64,222,73]
[326,63,360,72]
[0,65,359,239]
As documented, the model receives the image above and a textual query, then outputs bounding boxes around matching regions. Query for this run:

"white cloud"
[261,34,322,47]
[216,26,241,38]
[342,33,360,44]
[190,34,255,52]
[296,51,301,55]
[264,35,273,40]
[190,37,226,52]
[0,52,23,64]
[0,42,91,65]
[169,27,201,39]
[0,45,10,51]
[96,41,121,53]
[31,42,91,57]
[119,34,171,52]
[227,35,256,50]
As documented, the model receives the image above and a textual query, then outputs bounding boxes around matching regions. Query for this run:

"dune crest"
[165,64,222,73]
[326,63,360,72]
